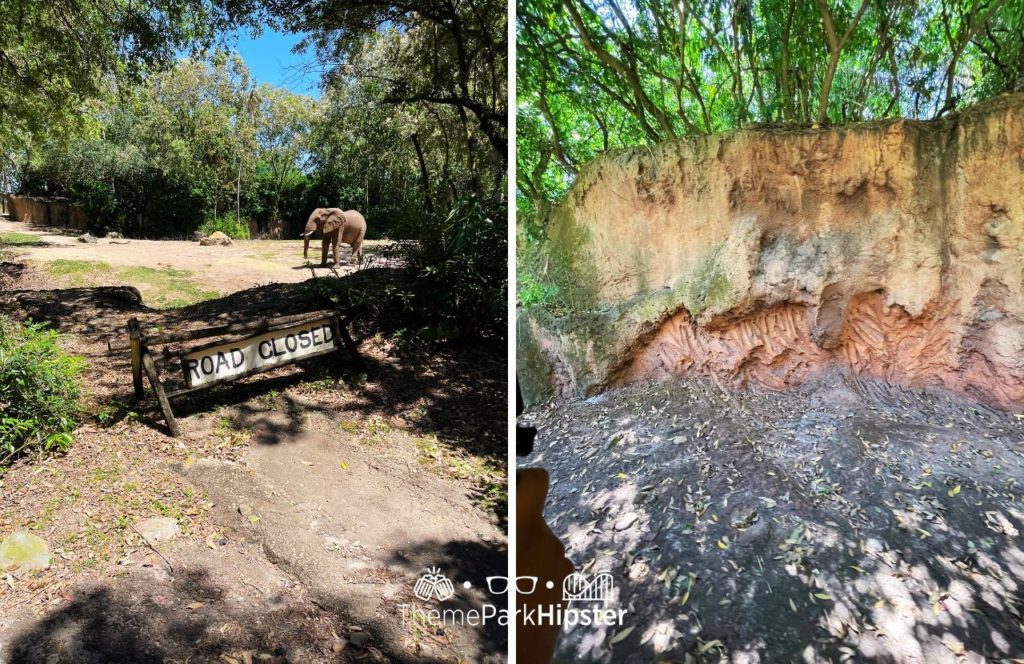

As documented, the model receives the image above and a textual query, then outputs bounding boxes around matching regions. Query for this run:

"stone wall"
[519,93,1024,410]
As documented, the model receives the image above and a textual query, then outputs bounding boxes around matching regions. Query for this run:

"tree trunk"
[410,132,434,214]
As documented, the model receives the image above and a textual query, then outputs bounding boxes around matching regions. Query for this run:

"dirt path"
[0,218,387,298]
[0,227,507,663]
[522,375,1024,663]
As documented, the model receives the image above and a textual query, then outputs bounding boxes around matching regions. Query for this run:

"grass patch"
[213,413,252,448]
[0,232,46,247]
[415,434,506,517]
[44,260,220,308]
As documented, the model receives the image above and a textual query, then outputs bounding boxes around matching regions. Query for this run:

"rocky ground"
[0,222,507,663]
[522,374,1024,663]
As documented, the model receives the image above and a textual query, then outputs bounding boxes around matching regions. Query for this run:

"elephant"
[301,208,366,267]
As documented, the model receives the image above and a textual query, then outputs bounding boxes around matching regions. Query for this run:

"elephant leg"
[352,240,363,267]
[321,236,330,265]
[332,235,341,266]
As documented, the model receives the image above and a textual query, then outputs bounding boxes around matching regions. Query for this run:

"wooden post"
[127,318,144,401]
[335,313,365,373]
[142,352,180,438]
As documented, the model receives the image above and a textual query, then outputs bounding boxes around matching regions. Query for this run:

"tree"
[517,0,1024,217]
[258,0,507,198]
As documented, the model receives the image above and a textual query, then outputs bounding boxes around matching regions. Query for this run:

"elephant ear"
[321,209,346,234]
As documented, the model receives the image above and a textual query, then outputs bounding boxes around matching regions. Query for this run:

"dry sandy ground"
[0,218,386,295]
[0,222,507,663]
[522,375,1024,663]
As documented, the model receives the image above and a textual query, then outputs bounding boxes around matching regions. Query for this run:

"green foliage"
[0,232,45,247]
[400,196,507,342]
[0,317,84,465]
[311,196,506,343]
[199,213,252,239]
[517,0,1024,219]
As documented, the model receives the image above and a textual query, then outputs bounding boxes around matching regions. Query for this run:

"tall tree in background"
[260,0,508,201]
[517,0,1024,218]
[0,0,246,187]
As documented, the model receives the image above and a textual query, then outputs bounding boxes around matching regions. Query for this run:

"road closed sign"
[182,318,337,388]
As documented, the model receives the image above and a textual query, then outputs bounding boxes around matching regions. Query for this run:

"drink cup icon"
[414,566,456,602]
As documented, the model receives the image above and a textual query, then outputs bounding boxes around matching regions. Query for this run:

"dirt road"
[0,218,386,298]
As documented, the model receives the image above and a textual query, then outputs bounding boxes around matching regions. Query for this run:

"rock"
[614,511,639,531]
[729,507,759,530]
[349,632,371,648]
[238,504,253,518]
[105,231,122,239]
[192,230,207,242]
[199,231,232,246]
[76,233,97,244]
[519,93,1024,410]
[0,531,49,572]
[135,517,179,544]
[331,638,348,653]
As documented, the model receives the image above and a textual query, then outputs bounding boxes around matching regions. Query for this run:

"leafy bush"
[0,317,85,465]
[399,195,506,342]
[306,196,506,344]
[199,213,251,239]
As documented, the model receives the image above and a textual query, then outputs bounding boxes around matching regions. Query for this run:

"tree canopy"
[2,0,508,240]
[517,0,1024,217]
[1,0,507,341]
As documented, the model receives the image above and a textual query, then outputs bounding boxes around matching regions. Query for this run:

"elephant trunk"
[301,216,319,259]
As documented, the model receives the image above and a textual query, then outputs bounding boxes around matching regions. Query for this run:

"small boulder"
[349,632,371,648]
[77,233,97,244]
[192,230,207,242]
[0,531,50,572]
[105,231,122,239]
[614,511,639,531]
[199,231,232,246]
[136,517,179,545]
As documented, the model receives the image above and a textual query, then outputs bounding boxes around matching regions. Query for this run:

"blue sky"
[229,28,323,98]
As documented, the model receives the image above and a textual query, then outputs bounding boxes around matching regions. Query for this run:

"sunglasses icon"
[485,576,538,595]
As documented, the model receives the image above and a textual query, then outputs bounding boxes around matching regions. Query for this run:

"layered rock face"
[519,94,1024,409]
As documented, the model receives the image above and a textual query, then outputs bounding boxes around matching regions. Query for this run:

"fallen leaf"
[609,625,635,644]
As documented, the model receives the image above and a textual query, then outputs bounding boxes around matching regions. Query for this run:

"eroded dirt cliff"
[519,93,1024,409]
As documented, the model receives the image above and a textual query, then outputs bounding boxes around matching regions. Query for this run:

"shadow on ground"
[1,267,504,466]
[3,561,437,663]
[523,374,1024,663]
[386,538,510,657]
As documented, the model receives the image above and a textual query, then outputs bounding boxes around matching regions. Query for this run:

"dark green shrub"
[400,195,507,342]
[0,317,85,465]
[199,213,251,239]
[306,196,506,344]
